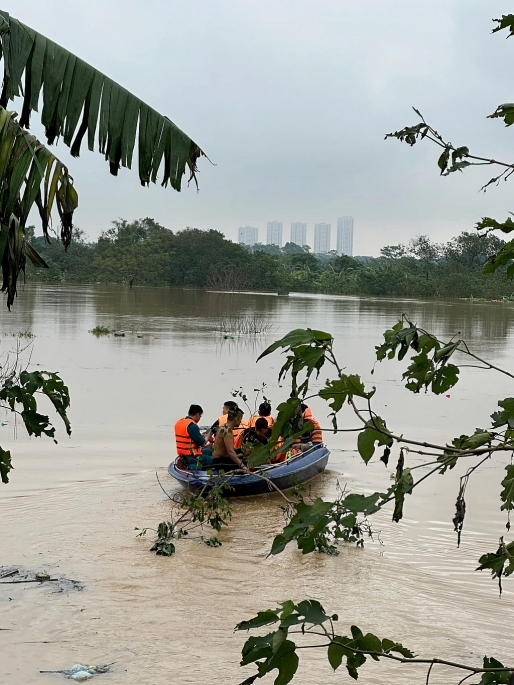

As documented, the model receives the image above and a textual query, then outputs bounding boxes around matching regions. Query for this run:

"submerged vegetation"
[216,315,275,336]
[137,473,233,555]
[25,219,514,301]
[89,325,111,336]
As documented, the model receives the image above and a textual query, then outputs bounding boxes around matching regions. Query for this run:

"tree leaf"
[0,446,12,483]
[431,364,459,395]
[236,611,280,631]
[500,465,514,512]
[342,492,382,516]
[491,398,514,428]
[357,417,392,464]
[257,328,332,361]
[328,641,345,670]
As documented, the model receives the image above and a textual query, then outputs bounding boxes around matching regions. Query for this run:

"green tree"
[380,243,406,260]
[94,218,172,287]
[281,242,306,255]
[28,227,96,283]
[444,231,505,269]
[407,235,441,280]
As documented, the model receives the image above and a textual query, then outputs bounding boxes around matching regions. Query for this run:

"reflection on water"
[1,284,513,684]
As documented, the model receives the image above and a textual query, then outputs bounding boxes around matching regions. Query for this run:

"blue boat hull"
[168,445,330,497]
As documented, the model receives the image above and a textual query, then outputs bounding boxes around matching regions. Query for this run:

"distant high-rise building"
[238,226,259,246]
[267,221,283,246]
[314,223,331,253]
[290,222,307,247]
[337,216,354,256]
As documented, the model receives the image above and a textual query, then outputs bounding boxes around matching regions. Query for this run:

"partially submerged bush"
[89,325,111,336]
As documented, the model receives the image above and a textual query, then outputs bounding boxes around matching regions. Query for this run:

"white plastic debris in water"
[65,666,91,675]
[62,664,109,680]
[40,663,111,679]
[70,672,94,682]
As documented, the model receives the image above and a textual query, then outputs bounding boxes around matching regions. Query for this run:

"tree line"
[25,218,514,300]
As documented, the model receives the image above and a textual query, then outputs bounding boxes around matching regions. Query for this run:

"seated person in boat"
[175,404,214,468]
[248,403,274,431]
[234,417,270,456]
[209,400,248,439]
[295,403,323,449]
[212,405,246,470]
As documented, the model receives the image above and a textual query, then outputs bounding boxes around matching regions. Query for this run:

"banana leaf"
[0,105,77,308]
[0,10,204,190]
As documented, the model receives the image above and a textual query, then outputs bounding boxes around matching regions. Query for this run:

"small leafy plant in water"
[137,472,233,556]
[89,325,111,336]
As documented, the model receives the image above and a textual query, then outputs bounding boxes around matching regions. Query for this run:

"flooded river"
[0,284,513,684]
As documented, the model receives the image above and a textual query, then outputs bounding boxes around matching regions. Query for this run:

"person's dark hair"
[188,404,203,415]
[227,404,243,421]
[301,403,308,412]
[255,417,268,431]
[258,402,272,417]
[223,400,238,410]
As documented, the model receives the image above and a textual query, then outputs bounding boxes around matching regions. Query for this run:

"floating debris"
[40,663,112,680]
[0,566,83,592]
[35,572,51,581]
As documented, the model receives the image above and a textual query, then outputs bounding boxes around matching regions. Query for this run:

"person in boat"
[209,400,248,439]
[295,403,323,448]
[174,404,214,469]
[234,417,270,455]
[212,405,247,470]
[248,402,274,431]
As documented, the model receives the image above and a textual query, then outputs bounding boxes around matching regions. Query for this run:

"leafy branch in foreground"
[0,11,204,188]
[270,483,380,557]
[0,11,206,308]
[259,324,514,590]
[136,472,233,556]
[0,106,78,307]
[235,600,514,685]
[0,342,71,483]
[233,13,514,685]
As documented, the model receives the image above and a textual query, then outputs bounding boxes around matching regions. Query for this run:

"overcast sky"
[6,0,514,254]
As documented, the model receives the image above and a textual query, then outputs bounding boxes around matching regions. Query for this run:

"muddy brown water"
[0,284,512,684]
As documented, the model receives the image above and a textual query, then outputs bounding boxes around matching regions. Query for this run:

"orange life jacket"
[175,417,202,456]
[248,415,274,428]
[295,408,323,444]
[233,431,244,450]
[270,437,287,463]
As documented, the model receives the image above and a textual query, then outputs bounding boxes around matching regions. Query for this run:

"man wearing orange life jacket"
[174,404,214,469]
[247,402,274,432]
[296,403,323,446]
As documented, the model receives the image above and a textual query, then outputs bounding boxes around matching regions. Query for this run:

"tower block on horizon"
[337,216,354,256]
[267,221,283,247]
[314,223,331,254]
[290,222,307,247]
